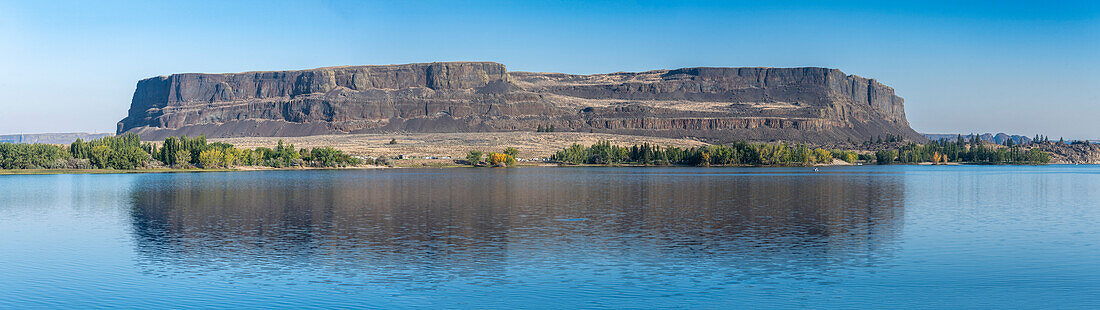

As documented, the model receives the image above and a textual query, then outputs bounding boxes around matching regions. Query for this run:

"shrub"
[373,157,392,166]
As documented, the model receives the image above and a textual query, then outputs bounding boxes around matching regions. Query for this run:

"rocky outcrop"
[118,61,924,143]
[1038,142,1100,164]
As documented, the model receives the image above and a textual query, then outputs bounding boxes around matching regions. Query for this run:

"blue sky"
[1,0,1097,138]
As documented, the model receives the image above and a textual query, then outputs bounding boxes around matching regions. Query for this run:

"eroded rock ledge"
[118,61,924,143]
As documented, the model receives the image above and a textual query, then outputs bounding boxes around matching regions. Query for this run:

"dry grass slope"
[213,132,710,159]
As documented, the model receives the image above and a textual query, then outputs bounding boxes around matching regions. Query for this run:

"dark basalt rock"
[118,61,925,143]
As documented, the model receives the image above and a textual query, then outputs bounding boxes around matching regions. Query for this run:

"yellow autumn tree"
[198,148,226,168]
[488,152,512,166]
[812,148,832,164]
[843,152,858,163]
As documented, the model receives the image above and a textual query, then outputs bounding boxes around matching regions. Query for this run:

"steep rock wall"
[119,62,923,143]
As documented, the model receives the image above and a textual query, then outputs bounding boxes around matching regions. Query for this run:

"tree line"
[551,139,1053,166]
[0,133,362,170]
[875,136,1050,164]
[0,143,86,169]
[148,135,362,168]
[551,141,859,166]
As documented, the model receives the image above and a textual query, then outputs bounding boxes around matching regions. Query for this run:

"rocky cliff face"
[118,61,924,143]
[1038,142,1100,164]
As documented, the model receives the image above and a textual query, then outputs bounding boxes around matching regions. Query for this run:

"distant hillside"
[0,133,113,144]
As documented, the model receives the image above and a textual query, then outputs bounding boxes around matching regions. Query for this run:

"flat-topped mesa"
[119,62,508,132]
[118,61,924,144]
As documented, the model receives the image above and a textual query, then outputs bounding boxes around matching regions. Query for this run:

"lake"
[2,166,1099,308]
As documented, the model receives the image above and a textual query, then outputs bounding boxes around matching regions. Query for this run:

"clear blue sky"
[1,0,1097,138]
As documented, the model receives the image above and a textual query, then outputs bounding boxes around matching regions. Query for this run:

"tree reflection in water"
[127,168,905,287]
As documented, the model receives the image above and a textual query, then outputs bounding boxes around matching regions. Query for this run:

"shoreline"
[0,166,390,176]
[0,162,1070,175]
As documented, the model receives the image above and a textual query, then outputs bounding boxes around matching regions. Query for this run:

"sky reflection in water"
[1,166,1098,308]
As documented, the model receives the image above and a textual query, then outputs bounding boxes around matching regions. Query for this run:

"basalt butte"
[117,61,924,143]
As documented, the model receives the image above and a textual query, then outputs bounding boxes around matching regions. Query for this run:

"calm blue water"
[1,166,1099,308]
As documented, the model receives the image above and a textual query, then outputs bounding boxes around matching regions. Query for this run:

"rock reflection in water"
[127,168,905,286]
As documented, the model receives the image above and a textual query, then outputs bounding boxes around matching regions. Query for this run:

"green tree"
[466,150,484,165]
[875,150,894,164]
